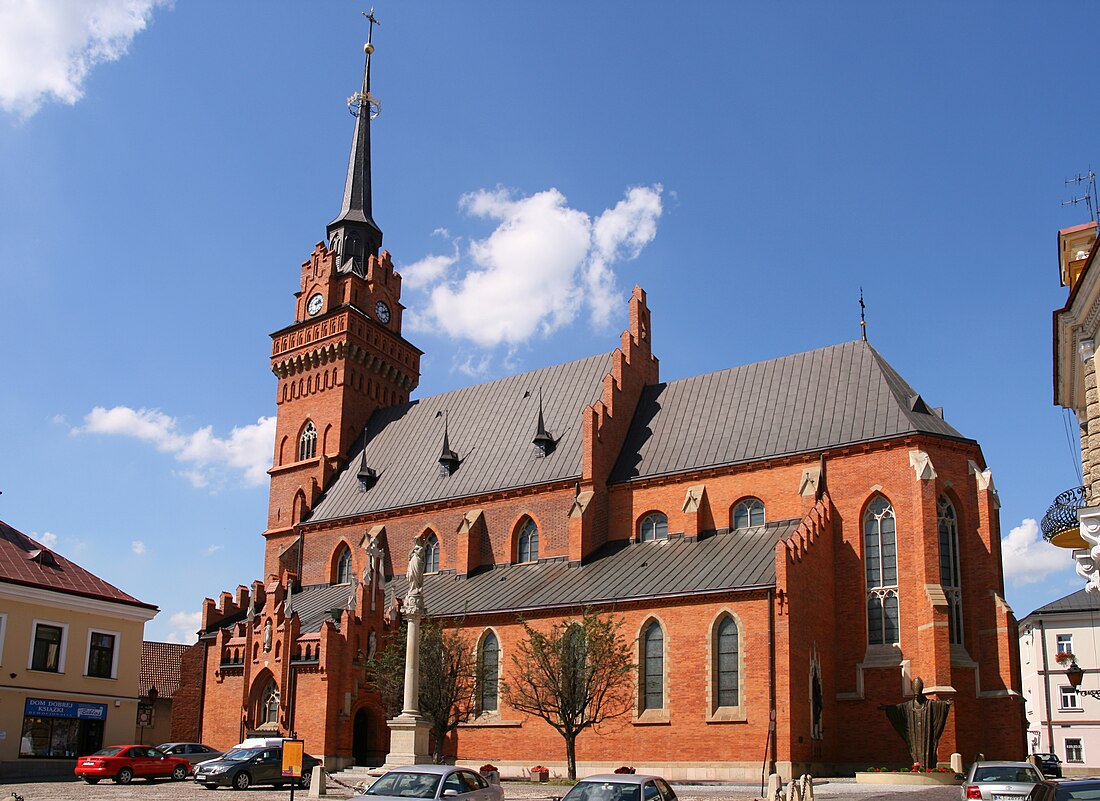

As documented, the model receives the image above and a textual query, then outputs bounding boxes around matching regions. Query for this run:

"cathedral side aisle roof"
[307,351,616,522]
[384,518,799,617]
[610,339,968,483]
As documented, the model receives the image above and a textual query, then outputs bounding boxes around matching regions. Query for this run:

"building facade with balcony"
[1020,589,1100,772]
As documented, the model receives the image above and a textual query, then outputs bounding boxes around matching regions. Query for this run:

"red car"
[75,745,191,784]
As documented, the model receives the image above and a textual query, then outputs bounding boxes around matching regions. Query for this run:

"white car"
[962,761,1044,801]
[357,765,503,801]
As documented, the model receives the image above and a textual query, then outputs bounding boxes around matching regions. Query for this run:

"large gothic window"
[478,632,499,713]
[425,533,440,574]
[640,620,664,712]
[517,518,539,563]
[865,496,899,645]
[261,679,279,725]
[639,512,668,542]
[715,615,740,708]
[732,498,765,531]
[298,421,317,461]
[938,496,964,646]
[335,545,353,585]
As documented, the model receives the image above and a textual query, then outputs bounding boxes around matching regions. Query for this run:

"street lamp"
[138,684,159,744]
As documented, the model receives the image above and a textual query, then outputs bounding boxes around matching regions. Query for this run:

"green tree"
[503,610,635,780]
[368,618,487,764]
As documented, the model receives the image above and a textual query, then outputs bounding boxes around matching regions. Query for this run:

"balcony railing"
[1042,485,1087,548]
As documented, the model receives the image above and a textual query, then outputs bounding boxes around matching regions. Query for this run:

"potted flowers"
[530,765,550,782]
[479,764,500,785]
[614,767,636,774]
[1056,652,1084,687]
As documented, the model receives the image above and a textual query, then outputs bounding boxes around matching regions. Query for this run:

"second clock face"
[307,293,324,316]
[375,300,391,323]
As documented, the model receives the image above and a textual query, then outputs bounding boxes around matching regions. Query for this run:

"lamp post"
[138,684,159,744]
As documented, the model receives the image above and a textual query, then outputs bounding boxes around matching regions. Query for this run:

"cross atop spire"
[328,11,384,275]
[859,287,867,342]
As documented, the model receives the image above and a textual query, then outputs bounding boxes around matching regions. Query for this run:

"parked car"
[962,761,1045,801]
[75,745,192,784]
[1031,753,1064,778]
[560,774,678,801]
[356,764,504,801]
[157,742,224,765]
[1028,779,1100,801]
[192,744,319,790]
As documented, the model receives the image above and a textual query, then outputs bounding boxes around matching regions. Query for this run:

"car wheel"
[82,778,100,784]
[232,771,251,790]
[299,769,312,789]
[116,767,134,785]
[172,763,189,780]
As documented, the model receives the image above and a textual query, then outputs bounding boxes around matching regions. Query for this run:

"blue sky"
[0,2,1094,641]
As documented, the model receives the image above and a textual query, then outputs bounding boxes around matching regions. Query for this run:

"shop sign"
[24,697,108,721]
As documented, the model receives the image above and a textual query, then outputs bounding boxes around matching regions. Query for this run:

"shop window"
[19,700,105,758]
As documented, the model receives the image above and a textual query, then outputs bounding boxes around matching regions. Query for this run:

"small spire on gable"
[532,388,556,456]
[438,412,460,477]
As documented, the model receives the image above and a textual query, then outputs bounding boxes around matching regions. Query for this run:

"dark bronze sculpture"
[880,677,952,767]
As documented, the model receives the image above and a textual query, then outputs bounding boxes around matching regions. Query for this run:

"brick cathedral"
[175,38,1025,778]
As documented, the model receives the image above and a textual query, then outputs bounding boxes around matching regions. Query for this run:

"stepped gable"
[308,351,614,522]
[611,339,968,483]
[0,518,156,609]
[384,518,799,617]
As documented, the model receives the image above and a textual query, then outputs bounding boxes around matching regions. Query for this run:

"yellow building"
[0,519,157,778]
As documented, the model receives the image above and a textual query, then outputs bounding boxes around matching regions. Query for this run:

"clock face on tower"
[307,293,324,316]
[374,300,391,324]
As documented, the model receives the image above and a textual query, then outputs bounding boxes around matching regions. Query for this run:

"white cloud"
[164,610,202,644]
[400,252,457,290]
[205,544,224,555]
[0,0,168,117]
[77,407,275,488]
[39,531,58,547]
[131,540,145,555]
[408,185,663,347]
[1002,518,1073,586]
[454,352,491,379]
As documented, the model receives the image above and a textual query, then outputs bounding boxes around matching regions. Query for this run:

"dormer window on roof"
[532,389,556,457]
[438,420,460,478]
[356,451,378,491]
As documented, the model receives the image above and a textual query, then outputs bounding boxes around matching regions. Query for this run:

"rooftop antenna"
[348,9,382,120]
[1063,169,1099,225]
[859,287,867,342]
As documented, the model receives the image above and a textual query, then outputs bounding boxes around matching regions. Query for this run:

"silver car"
[357,765,503,801]
[156,742,224,765]
[962,761,1044,801]
[562,774,678,801]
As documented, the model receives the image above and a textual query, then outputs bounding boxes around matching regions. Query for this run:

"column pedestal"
[380,608,432,769]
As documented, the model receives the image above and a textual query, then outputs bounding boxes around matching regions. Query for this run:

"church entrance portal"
[353,709,370,766]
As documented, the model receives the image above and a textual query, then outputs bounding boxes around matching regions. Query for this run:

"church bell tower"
[265,23,421,551]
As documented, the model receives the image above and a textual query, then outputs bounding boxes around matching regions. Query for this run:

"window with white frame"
[1057,634,1074,655]
[86,630,118,679]
[425,533,440,574]
[639,512,668,542]
[731,498,765,531]
[29,621,67,673]
[0,613,6,665]
[298,421,317,461]
[1067,739,1085,763]
[517,518,539,563]
[1061,686,1079,710]
[865,496,899,646]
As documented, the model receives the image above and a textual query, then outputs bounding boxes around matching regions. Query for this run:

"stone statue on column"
[404,536,426,616]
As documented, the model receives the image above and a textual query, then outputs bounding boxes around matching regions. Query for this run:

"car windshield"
[974,767,1041,783]
[1057,783,1100,801]
[221,748,263,762]
[563,781,641,801]
[93,747,123,757]
[367,771,444,798]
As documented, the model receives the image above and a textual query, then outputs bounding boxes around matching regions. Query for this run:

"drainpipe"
[1039,618,1054,752]
[197,636,208,742]
[769,588,778,776]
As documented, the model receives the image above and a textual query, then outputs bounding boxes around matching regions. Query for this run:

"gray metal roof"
[610,340,968,483]
[384,519,799,618]
[287,582,357,633]
[308,352,614,523]
[1026,588,1100,618]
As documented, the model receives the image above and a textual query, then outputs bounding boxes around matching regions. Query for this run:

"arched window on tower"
[640,620,664,712]
[335,545,353,585]
[478,632,499,713]
[938,496,964,646]
[299,421,317,461]
[639,512,668,542]
[261,679,279,725]
[425,533,440,574]
[731,498,765,531]
[865,496,899,646]
[517,518,539,563]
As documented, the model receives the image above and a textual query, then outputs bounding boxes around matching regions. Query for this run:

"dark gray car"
[192,745,318,790]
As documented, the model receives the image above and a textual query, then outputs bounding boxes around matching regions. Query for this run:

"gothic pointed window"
[478,632,499,713]
[517,518,539,563]
[298,421,317,461]
[639,512,668,542]
[640,620,664,712]
[714,615,740,708]
[425,533,440,574]
[261,679,279,725]
[865,495,899,645]
[732,498,765,531]
[938,496,964,646]
[335,545,353,585]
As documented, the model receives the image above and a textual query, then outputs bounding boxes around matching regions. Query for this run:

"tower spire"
[328,11,384,274]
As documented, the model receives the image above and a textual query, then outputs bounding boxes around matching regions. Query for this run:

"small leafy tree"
[368,618,488,763]
[503,610,635,780]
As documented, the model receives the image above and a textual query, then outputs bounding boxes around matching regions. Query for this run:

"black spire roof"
[328,29,383,275]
